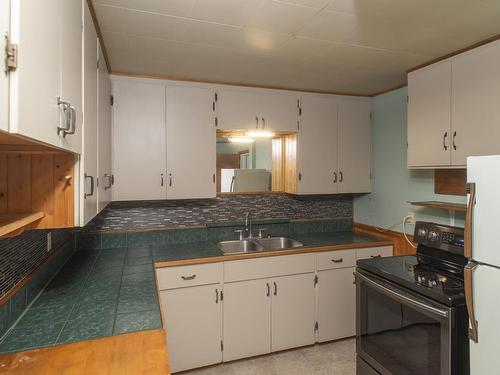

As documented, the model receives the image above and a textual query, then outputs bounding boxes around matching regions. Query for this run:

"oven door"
[356,270,452,375]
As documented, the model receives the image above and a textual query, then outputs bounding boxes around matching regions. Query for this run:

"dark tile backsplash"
[84,193,353,231]
[0,233,74,338]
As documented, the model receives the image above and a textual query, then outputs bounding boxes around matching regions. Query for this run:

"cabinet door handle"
[443,131,448,151]
[57,97,71,136]
[266,282,270,297]
[104,173,113,190]
[261,117,265,129]
[160,173,164,187]
[216,288,219,304]
[333,172,337,183]
[452,131,457,150]
[255,116,259,129]
[273,282,277,296]
[84,174,94,198]
[181,275,196,280]
[66,105,76,135]
[339,171,343,183]
[169,173,173,187]
[370,254,381,259]
[331,258,343,263]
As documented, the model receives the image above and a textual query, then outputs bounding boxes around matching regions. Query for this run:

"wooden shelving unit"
[0,212,45,237]
[409,201,467,212]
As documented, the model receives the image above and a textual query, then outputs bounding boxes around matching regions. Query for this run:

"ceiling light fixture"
[229,137,255,144]
[245,130,275,138]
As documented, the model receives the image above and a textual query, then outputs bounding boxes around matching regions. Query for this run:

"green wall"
[353,87,466,234]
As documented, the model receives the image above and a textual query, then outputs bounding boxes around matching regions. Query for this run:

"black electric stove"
[356,222,469,375]
[357,222,467,306]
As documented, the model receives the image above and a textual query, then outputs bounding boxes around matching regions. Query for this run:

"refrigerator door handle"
[464,182,476,259]
[465,261,479,343]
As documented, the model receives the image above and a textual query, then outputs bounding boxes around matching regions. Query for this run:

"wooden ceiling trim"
[407,33,500,73]
[86,0,111,73]
[110,71,374,97]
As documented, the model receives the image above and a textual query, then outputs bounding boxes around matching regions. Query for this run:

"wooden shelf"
[0,212,45,237]
[409,201,467,212]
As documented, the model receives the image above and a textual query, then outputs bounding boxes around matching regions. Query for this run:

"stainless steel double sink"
[218,237,303,255]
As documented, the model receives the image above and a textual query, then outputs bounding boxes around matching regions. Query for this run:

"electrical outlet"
[47,232,52,252]
[407,212,415,222]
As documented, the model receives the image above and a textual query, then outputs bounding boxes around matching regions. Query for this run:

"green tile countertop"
[151,230,389,264]
[0,247,161,355]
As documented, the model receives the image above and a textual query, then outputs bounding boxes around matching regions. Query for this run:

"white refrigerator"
[465,155,500,375]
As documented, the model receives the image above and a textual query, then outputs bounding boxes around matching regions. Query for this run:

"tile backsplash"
[85,193,353,231]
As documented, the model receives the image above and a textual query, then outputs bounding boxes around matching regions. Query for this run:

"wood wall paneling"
[284,134,298,194]
[0,152,75,232]
[353,222,416,256]
[434,169,466,196]
[271,138,284,192]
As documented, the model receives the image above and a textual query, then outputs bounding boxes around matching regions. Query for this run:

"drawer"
[317,249,356,271]
[224,253,316,283]
[156,263,222,290]
[356,246,393,260]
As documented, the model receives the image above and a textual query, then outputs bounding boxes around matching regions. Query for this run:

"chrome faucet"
[245,212,253,238]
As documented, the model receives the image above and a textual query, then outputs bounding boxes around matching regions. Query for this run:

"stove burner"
[413,266,464,290]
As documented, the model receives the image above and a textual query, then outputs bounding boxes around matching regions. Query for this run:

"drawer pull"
[331,258,343,263]
[370,255,381,259]
[216,288,219,304]
[181,275,197,280]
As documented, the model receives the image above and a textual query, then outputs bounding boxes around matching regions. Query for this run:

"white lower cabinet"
[223,279,272,362]
[271,273,316,352]
[159,283,223,373]
[157,246,393,373]
[317,267,356,342]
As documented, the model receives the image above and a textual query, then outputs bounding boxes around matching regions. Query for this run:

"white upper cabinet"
[216,88,299,132]
[408,39,500,168]
[257,91,299,132]
[0,0,9,132]
[166,85,216,199]
[297,96,338,194]
[338,99,372,193]
[407,60,452,168]
[8,0,62,147]
[81,4,98,226]
[59,0,83,154]
[98,44,112,212]
[112,79,167,201]
[8,0,82,152]
[216,89,259,130]
[451,40,500,167]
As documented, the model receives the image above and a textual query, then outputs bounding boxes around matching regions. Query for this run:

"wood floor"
[183,338,355,375]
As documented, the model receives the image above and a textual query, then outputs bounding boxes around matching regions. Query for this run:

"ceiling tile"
[190,0,261,27]
[244,0,319,34]
[124,0,195,17]
[93,4,127,33]
[276,0,331,10]
[94,0,125,7]
[271,36,335,60]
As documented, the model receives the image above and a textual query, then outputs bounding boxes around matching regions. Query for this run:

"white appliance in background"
[465,155,500,375]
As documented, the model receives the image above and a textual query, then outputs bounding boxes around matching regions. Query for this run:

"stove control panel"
[414,221,464,255]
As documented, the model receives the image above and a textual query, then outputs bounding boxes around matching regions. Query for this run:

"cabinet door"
[160,284,222,373]
[9,0,61,146]
[216,89,259,130]
[81,5,98,226]
[451,40,500,166]
[271,273,316,352]
[112,79,166,201]
[98,43,112,212]
[59,0,82,153]
[298,96,338,194]
[166,85,216,199]
[258,92,299,132]
[407,60,452,168]
[223,279,271,361]
[338,99,372,193]
[317,268,356,342]
[0,0,9,132]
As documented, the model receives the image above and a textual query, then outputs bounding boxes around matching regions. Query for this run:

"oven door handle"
[356,272,449,318]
